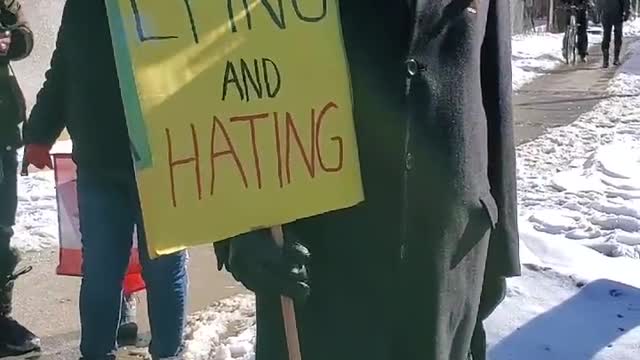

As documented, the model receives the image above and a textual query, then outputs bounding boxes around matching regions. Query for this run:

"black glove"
[624,12,631,22]
[213,228,311,302]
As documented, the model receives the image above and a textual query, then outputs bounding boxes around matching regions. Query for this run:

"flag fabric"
[53,152,145,296]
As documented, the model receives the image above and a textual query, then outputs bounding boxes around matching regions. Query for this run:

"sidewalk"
[6,247,245,359]
[514,37,639,145]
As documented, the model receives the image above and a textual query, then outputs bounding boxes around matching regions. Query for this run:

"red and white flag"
[53,150,145,296]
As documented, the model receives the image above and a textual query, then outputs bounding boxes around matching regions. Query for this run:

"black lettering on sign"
[227,0,286,31]
[292,0,328,22]
[222,61,244,101]
[227,0,252,33]
[183,0,199,43]
[221,58,282,102]
[262,58,281,98]
[129,0,178,42]
[240,59,264,102]
[260,0,286,29]
[226,0,328,32]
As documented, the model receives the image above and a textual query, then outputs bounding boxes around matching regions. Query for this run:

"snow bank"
[518,39,640,260]
[13,151,58,252]
[511,32,565,91]
[183,295,256,360]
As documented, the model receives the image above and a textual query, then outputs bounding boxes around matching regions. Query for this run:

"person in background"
[560,0,591,63]
[0,0,39,355]
[214,1,520,360]
[599,0,631,67]
[22,0,187,358]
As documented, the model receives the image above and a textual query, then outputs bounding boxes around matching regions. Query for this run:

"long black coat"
[599,0,630,23]
[254,1,520,360]
[0,0,32,150]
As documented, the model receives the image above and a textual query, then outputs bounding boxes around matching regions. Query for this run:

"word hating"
[165,101,344,208]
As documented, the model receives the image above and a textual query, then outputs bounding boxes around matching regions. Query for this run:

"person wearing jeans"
[75,170,187,358]
[22,0,188,358]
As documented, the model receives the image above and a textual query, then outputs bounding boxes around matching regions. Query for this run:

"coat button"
[406,58,419,76]
[5,145,12,151]
[405,152,414,171]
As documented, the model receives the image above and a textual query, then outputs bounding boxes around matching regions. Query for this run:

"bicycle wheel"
[569,28,577,65]
[569,15,577,65]
[563,31,570,64]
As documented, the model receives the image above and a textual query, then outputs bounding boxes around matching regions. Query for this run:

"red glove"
[25,144,53,170]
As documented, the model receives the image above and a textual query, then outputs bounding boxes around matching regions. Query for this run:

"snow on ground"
[487,37,640,359]
[13,150,57,252]
[518,39,640,259]
[512,32,565,91]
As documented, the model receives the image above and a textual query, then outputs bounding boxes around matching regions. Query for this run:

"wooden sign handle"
[270,225,303,360]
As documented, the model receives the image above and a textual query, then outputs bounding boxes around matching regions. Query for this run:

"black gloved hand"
[213,228,311,302]
[624,12,631,22]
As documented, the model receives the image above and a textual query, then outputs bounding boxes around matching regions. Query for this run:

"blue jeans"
[76,170,187,359]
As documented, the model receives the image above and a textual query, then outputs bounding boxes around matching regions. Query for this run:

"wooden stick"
[270,225,303,360]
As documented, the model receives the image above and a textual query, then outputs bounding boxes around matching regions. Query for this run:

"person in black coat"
[215,1,520,360]
[0,0,39,355]
[599,0,631,67]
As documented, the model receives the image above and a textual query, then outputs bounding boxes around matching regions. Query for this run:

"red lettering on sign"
[285,111,315,184]
[210,116,249,195]
[273,112,284,188]
[166,124,202,208]
[315,101,343,172]
[230,113,270,189]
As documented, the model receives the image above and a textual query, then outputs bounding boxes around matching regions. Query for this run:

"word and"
[222,58,281,102]
[165,101,344,207]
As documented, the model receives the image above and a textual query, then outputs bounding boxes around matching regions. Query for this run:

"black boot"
[613,49,621,66]
[603,50,610,68]
[0,248,40,356]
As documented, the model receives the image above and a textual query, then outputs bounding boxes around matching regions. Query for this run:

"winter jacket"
[23,0,133,177]
[243,1,520,360]
[0,0,32,150]
[599,0,630,23]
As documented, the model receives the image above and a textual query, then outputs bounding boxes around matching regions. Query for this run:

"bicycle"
[560,4,580,65]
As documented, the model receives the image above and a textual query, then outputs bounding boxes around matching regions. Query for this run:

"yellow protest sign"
[106,0,363,257]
